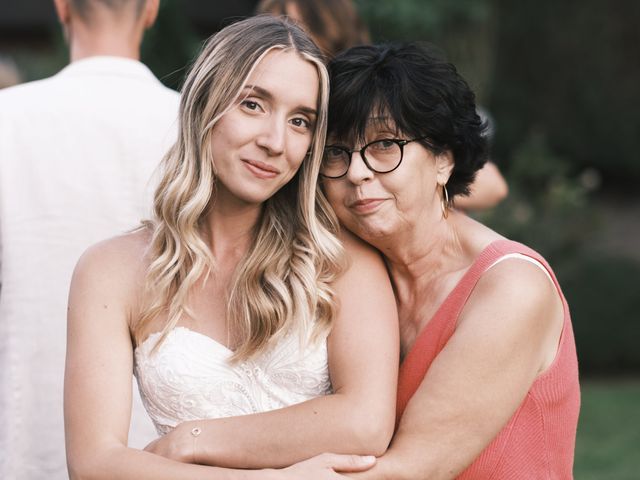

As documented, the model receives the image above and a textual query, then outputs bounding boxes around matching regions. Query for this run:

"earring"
[440,183,450,219]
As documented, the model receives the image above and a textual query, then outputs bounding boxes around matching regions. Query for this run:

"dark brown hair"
[256,0,370,59]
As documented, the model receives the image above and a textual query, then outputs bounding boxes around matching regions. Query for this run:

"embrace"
[65,15,579,480]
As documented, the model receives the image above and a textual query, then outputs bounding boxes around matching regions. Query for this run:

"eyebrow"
[243,84,317,117]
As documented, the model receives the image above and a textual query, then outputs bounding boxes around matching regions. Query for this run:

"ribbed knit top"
[396,240,580,479]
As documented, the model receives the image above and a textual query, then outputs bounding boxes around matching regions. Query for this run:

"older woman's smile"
[348,197,388,214]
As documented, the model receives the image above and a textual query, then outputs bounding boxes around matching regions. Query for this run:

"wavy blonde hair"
[135,15,344,361]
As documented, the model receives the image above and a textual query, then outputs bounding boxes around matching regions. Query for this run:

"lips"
[242,159,280,179]
[348,198,387,214]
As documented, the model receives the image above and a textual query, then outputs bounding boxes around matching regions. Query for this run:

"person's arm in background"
[456,106,508,211]
[455,161,508,211]
[145,230,400,469]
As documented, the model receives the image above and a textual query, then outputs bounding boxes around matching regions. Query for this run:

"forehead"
[329,114,401,143]
[246,49,319,108]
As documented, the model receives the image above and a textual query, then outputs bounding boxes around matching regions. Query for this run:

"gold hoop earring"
[440,183,450,219]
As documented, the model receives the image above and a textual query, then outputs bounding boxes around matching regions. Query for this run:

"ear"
[53,0,71,24]
[435,149,455,186]
[142,0,160,29]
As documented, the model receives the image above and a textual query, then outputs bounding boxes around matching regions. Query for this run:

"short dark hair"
[327,43,489,198]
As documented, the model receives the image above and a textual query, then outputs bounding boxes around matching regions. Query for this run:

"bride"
[64,15,398,480]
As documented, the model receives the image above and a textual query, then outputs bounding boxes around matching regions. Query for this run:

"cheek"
[321,182,343,210]
[289,138,312,168]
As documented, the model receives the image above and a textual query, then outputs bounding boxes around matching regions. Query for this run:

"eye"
[290,117,312,130]
[241,99,263,112]
[323,146,348,160]
[370,139,397,151]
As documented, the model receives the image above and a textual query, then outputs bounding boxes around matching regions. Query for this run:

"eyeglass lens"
[321,139,403,178]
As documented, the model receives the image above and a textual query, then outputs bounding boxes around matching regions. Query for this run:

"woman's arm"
[346,258,564,480]
[64,235,239,479]
[146,230,399,468]
[455,161,508,211]
[64,235,375,480]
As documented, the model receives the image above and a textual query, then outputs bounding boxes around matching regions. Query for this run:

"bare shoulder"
[72,227,152,297]
[461,255,562,343]
[477,256,556,306]
[338,228,385,268]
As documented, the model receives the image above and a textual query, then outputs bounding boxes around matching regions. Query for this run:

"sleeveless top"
[396,240,580,479]
[134,326,332,435]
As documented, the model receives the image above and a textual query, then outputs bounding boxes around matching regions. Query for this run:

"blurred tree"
[141,0,200,91]
[490,0,640,184]
[474,131,597,260]
[356,0,496,102]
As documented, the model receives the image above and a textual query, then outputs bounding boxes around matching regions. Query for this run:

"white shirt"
[0,56,180,480]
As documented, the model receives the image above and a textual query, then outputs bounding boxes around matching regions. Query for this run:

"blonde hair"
[135,15,344,361]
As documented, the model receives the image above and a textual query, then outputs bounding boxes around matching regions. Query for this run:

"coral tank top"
[396,240,580,479]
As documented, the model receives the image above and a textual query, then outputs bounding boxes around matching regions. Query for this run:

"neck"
[373,211,467,306]
[66,19,144,62]
[202,199,263,262]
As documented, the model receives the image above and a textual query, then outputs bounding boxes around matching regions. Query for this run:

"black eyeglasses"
[320,136,431,179]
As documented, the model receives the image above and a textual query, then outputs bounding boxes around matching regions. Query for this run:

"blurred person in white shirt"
[0,1,179,478]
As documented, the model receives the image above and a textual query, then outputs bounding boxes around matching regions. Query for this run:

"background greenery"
[576,379,640,480]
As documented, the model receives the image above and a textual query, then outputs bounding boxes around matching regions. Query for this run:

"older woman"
[321,43,580,479]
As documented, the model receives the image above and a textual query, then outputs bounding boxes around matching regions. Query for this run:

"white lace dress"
[134,327,332,435]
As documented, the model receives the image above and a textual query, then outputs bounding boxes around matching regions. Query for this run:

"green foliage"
[141,0,201,91]
[356,0,496,100]
[476,132,596,260]
[560,254,640,375]
[575,380,640,479]
[11,30,68,83]
[490,0,640,183]
[357,0,490,41]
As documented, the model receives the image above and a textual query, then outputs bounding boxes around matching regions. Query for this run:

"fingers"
[319,453,377,473]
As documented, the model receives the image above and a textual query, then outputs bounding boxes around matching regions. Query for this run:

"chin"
[232,184,281,205]
[345,219,392,242]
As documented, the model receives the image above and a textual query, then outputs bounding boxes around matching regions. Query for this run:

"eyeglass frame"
[320,136,434,179]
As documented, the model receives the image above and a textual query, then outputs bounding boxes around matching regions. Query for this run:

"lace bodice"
[134,327,332,435]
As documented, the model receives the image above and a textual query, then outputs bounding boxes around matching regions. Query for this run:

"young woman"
[64,16,398,480]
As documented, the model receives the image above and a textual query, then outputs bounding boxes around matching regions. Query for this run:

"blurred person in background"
[320,42,579,479]
[256,0,508,211]
[0,0,179,478]
[256,0,371,59]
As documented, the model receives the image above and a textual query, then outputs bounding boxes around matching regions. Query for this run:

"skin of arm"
[455,162,508,211]
[63,234,378,480]
[144,230,400,468]
[344,259,564,480]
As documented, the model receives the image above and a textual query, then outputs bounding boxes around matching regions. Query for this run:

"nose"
[256,117,286,156]
[346,150,373,184]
